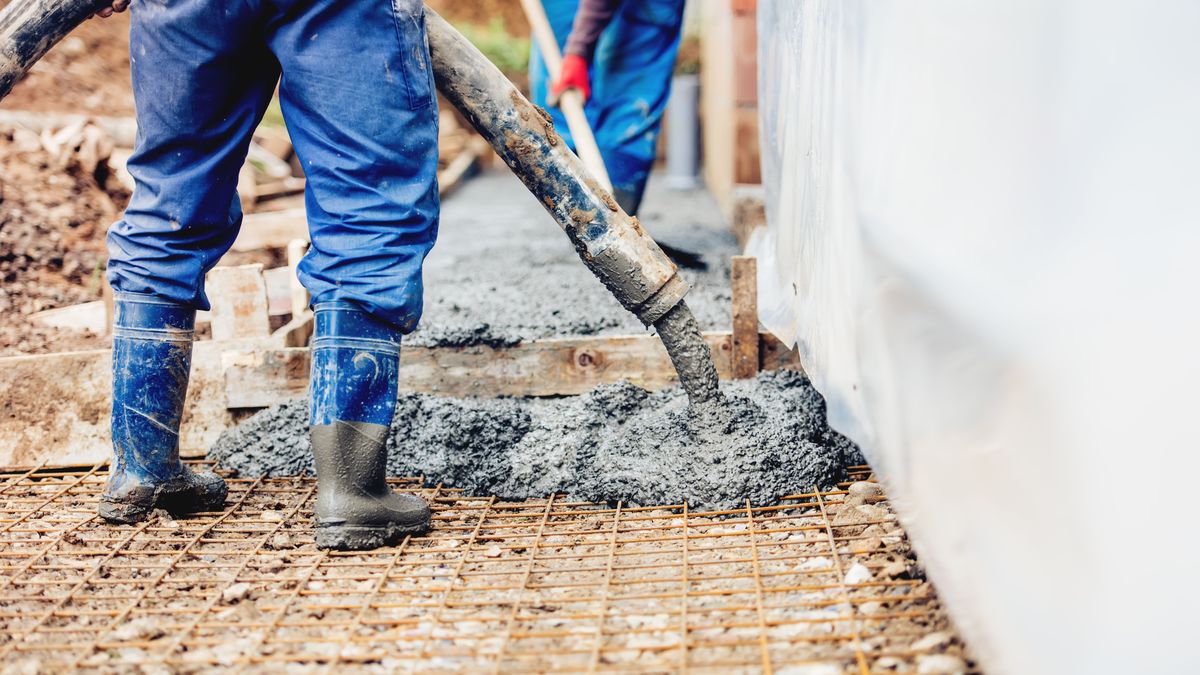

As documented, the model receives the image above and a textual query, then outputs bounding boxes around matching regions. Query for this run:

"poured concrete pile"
[211,370,863,511]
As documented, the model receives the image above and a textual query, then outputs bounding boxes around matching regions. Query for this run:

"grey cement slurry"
[409,170,735,348]
[210,370,864,511]
[652,301,723,404]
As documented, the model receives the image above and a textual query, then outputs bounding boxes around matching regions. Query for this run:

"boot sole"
[315,521,430,551]
[98,481,228,525]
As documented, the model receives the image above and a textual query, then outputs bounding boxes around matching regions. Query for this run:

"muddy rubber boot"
[309,301,431,550]
[99,293,227,524]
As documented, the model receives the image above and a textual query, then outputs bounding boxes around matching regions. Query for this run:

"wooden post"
[207,265,271,341]
[237,161,258,215]
[731,255,759,378]
[101,276,114,336]
[286,239,309,317]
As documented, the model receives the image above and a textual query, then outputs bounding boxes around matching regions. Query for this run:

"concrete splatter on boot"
[309,301,431,551]
[100,293,227,523]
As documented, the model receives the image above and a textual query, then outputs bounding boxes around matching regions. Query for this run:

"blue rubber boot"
[309,302,431,550]
[99,294,227,523]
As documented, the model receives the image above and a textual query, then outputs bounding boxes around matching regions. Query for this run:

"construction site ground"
[0,4,977,673]
[0,464,976,673]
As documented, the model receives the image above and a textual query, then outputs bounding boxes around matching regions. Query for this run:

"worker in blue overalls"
[95,0,436,551]
[530,0,687,217]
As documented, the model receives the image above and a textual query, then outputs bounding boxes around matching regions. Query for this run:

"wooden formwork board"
[0,337,277,468]
[223,330,799,408]
[0,330,798,467]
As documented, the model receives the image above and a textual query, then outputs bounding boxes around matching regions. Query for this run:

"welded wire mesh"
[0,462,974,673]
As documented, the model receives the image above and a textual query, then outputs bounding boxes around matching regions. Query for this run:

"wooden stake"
[207,265,271,341]
[286,239,310,318]
[101,276,114,336]
[731,255,759,378]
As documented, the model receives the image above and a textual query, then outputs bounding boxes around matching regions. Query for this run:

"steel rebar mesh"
[0,462,974,673]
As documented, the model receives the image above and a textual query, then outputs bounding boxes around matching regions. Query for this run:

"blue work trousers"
[106,0,440,333]
[529,0,685,211]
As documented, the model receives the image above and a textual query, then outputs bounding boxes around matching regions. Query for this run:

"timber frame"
[0,256,787,467]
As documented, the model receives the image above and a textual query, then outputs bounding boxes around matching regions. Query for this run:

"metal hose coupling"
[426,7,689,326]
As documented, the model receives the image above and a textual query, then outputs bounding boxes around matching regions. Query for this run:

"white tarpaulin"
[750,1,1200,672]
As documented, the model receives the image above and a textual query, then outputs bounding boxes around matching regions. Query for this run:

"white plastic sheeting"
[750,1,1200,673]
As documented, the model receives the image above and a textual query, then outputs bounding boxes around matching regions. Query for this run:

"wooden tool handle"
[518,0,613,192]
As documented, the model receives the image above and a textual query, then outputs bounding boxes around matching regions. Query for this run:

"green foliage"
[261,96,286,129]
[454,19,530,78]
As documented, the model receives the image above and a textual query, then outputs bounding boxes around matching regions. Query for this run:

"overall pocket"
[389,0,436,110]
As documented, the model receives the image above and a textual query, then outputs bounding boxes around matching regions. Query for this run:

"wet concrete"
[653,301,723,404]
[211,370,864,511]
[409,169,735,348]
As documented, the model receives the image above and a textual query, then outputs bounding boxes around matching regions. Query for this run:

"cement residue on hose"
[653,301,722,404]
[210,370,863,511]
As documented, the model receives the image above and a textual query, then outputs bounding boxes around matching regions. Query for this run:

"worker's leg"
[591,0,686,214]
[100,0,278,523]
[529,0,581,148]
[268,0,438,549]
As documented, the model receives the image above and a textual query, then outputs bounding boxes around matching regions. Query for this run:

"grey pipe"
[0,0,106,98]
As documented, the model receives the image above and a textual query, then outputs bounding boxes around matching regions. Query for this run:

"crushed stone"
[211,369,864,511]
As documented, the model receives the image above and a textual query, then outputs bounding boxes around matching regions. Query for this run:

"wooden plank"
[231,207,307,252]
[701,0,736,218]
[253,125,293,162]
[207,265,270,341]
[237,161,258,214]
[0,337,279,466]
[438,137,485,200]
[731,256,760,378]
[732,1,758,106]
[732,184,766,247]
[262,265,295,316]
[273,309,314,349]
[286,239,310,317]
[223,329,807,409]
[734,106,762,185]
[101,277,114,336]
[0,110,137,145]
[0,330,801,467]
[29,300,106,333]
[247,140,292,179]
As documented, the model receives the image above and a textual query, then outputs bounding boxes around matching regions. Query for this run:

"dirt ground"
[0,124,128,356]
[1,13,133,116]
[1,1,526,116]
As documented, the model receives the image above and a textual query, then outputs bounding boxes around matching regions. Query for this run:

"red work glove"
[553,53,591,103]
[93,0,129,18]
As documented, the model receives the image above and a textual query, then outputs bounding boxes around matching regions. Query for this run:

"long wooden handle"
[518,0,613,192]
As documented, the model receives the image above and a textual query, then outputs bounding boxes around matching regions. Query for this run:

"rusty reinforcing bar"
[0,463,975,673]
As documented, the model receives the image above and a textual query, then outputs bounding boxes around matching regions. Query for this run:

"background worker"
[530,0,688,217]
[96,0,437,551]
